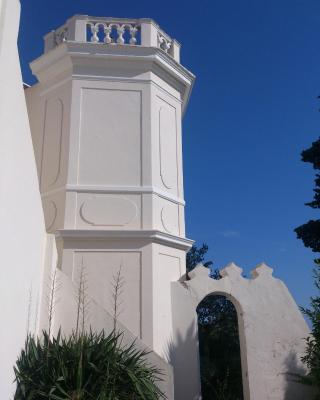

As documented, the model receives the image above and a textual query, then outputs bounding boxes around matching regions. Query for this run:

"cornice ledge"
[67,43,195,86]
[32,42,194,82]
[30,42,195,114]
[56,229,194,251]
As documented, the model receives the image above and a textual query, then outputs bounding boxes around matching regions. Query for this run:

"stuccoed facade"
[0,0,48,397]
[0,4,313,400]
[172,263,313,400]
[25,15,195,361]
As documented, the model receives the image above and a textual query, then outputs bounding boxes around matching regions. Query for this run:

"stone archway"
[171,263,311,400]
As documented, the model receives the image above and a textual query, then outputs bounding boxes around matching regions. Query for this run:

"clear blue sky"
[19,0,320,308]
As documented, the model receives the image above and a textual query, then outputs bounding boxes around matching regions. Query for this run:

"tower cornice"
[56,229,194,251]
[30,42,195,115]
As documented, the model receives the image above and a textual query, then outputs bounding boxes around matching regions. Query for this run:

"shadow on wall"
[283,351,314,400]
[165,295,243,400]
[165,311,314,400]
[165,320,196,365]
[165,321,202,400]
[170,263,315,400]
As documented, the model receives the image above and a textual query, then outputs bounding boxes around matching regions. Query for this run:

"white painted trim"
[56,229,193,251]
[41,184,186,206]
[39,77,183,107]
[30,43,194,115]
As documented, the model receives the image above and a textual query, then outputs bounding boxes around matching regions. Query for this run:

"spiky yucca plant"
[14,330,165,400]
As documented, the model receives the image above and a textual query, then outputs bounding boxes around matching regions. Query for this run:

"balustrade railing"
[44,15,180,62]
[87,22,139,45]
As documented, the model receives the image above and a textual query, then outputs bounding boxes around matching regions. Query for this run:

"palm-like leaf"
[14,330,165,400]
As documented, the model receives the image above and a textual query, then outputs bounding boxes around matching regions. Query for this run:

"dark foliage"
[299,263,320,399]
[295,138,320,259]
[295,137,320,397]
[14,330,165,400]
[296,220,320,255]
[186,244,213,274]
[197,295,243,400]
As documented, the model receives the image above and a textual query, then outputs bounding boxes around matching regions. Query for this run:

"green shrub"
[14,330,165,400]
[298,263,320,399]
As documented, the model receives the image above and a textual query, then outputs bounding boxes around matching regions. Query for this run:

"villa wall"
[0,0,48,397]
[171,263,313,400]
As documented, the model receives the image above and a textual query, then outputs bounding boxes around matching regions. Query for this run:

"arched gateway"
[197,292,243,399]
[171,263,312,400]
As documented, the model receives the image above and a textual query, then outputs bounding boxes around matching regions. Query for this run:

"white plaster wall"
[0,0,47,397]
[51,267,174,399]
[171,264,314,400]
[171,282,201,400]
[25,81,72,233]
[26,48,190,239]
[55,232,191,359]
[152,243,186,360]
[25,23,194,376]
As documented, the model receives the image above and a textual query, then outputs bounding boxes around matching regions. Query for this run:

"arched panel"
[79,196,138,226]
[159,104,177,190]
[41,98,64,189]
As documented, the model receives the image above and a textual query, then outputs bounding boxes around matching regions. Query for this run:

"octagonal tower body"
[26,15,194,359]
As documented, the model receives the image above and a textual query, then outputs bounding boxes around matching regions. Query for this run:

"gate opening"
[197,294,243,400]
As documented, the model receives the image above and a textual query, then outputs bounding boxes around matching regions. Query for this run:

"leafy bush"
[295,138,320,396]
[14,330,165,400]
[298,263,320,399]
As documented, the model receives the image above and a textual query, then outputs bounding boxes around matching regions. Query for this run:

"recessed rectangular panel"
[78,89,141,186]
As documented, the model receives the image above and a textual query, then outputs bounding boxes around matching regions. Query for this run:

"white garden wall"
[171,263,313,400]
[0,1,48,397]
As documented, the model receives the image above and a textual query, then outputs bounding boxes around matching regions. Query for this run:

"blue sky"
[19,0,320,308]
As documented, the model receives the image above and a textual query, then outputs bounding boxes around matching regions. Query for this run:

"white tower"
[26,15,194,359]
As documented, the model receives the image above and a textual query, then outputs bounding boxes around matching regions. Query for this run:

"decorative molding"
[161,204,179,234]
[38,76,183,107]
[159,103,178,190]
[41,98,64,189]
[43,200,57,231]
[79,196,138,226]
[41,185,186,206]
[30,43,194,115]
[56,229,193,251]
[39,76,72,96]
[74,78,183,105]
